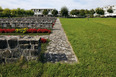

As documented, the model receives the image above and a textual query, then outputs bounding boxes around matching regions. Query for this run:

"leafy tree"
[11,9,17,17]
[85,9,90,14]
[20,9,25,16]
[52,9,58,16]
[90,9,95,15]
[30,10,34,16]
[70,9,79,15]
[25,10,30,16]
[95,8,104,15]
[61,6,68,17]
[89,9,95,18]
[0,6,3,17]
[107,8,113,13]
[2,8,11,17]
[25,10,34,16]
[79,9,85,16]
[0,6,3,12]
[42,9,48,15]
[84,9,90,17]
[16,8,22,16]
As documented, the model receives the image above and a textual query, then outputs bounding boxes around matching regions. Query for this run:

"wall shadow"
[42,53,68,63]
[52,28,61,30]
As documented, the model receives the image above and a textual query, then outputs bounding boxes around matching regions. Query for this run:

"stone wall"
[0,17,56,29]
[0,36,41,64]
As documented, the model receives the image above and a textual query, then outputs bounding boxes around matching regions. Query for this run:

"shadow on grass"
[40,53,68,63]
[52,28,61,30]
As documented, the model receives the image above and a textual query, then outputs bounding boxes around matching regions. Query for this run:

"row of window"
[32,9,53,12]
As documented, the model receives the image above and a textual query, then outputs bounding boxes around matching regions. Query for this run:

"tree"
[79,9,85,16]
[61,6,68,17]
[85,9,90,15]
[84,9,90,17]
[0,6,3,17]
[17,8,21,16]
[90,9,95,15]
[52,9,58,16]
[95,8,104,15]
[25,10,34,16]
[29,10,34,16]
[107,8,113,13]
[70,9,79,15]
[2,8,11,17]
[43,9,48,15]
[11,9,17,17]
[20,9,25,16]
[0,6,3,12]
[25,10,30,16]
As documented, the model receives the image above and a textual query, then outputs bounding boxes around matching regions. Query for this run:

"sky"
[0,0,116,11]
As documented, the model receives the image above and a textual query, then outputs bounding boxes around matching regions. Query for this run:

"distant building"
[31,9,54,16]
[94,5,116,17]
[57,11,61,16]
[102,5,116,17]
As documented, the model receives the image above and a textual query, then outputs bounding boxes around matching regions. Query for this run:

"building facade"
[31,9,54,16]
[102,5,116,17]
[94,5,116,17]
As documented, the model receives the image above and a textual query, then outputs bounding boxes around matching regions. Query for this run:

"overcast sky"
[0,0,116,11]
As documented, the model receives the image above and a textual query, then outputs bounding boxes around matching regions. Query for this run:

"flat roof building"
[31,9,54,16]
[94,5,116,17]
[102,5,116,17]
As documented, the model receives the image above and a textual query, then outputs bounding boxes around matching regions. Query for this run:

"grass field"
[0,18,116,77]
[60,18,116,77]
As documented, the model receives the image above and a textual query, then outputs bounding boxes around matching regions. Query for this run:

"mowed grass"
[60,18,116,77]
[0,18,116,77]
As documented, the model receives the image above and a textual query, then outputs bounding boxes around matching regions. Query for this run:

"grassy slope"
[0,18,116,77]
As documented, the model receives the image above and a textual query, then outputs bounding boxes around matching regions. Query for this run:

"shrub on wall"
[0,29,15,33]
[40,38,47,43]
[37,29,51,33]
[0,28,51,33]
[15,28,28,33]
[27,29,37,33]
[6,29,15,33]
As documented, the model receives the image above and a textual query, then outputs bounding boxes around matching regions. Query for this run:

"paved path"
[44,18,78,63]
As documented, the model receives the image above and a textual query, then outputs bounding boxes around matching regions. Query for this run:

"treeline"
[70,9,95,17]
[0,6,34,17]
[0,6,114,17]
[70,8,105,17]
[60,7,114,17]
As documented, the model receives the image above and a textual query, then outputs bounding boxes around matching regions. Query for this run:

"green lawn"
[0,18,116,77]
[60,18,116,77]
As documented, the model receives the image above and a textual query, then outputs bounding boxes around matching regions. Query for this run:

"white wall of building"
[94,5,116,17]
[31,9,53,16]
[102,5,116,17]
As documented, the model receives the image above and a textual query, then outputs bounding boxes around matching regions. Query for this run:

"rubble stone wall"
[0,39,40,64]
